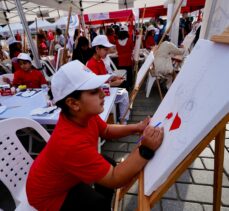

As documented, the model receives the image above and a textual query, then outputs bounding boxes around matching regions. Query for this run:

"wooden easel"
[114,29,229,211]
[62,6,72,65]
[120,0,184,123]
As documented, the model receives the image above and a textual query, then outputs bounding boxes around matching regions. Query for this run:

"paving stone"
[113,152,129,162]
[131,115,148,122]
[226,131,229,138]
[163,184,178,199]
[201,158,214,170]
[102,142,128,152]
[226,123,229,131]
[189,158,205,170]
[162,199,203,211]
[224,149,229,176]
[128,143,138,151]
[191,170,214,185]
[222,188,229,206]
[225,139,229,149]
[127,181,138,194]
[131,110,153,116]
[209,140,215,152]
[177,184,213,203]
[122,194,158,211]
[177,170,193,183]
[190,170,229,187]
[199,147,214,158]
[203,205,229,211]
[117,135,139,143]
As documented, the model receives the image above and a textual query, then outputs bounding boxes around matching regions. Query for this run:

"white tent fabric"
[2,23,24,36]
[54,15,79,30]
[0,26,3,36]
[29,19,56,31]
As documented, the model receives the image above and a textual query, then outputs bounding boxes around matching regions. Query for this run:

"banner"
[88,12,109,21]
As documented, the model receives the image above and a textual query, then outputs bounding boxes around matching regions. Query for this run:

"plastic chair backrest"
[0,118,50,208]
[0,73,14,85]
[55,47,64,71]
[107,55,118,71]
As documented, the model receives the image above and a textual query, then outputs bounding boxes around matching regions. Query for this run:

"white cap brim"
[78,74,111,90]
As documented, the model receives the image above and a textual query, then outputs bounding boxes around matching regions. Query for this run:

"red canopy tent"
[84,10,133,25]
[139,0,206,18]
[83,0,206,25]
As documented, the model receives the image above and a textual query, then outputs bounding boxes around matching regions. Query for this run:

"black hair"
[48,89,83,115]
[118,31,129,40]
[56,28,62,35]
[77,36,89,49]
[91,45,107,55]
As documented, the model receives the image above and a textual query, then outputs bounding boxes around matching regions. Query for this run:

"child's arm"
[102,117,150,139]
[97,125,164,188]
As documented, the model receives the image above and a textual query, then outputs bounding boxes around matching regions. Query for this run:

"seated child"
[12,53,47,88]
[26,60,164,211]
[87,35,130,124]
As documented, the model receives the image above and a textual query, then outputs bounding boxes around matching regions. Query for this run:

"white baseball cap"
[17,53,32,62]
[91,35,114,48]
[51,60,111,103]
[147,25,157,32]
[120,25,128,32]
[7,37,20,46]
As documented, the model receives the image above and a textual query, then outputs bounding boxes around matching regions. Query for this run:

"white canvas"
[144,39,229,195]
[133,34,142,62]
[135,51,154,88]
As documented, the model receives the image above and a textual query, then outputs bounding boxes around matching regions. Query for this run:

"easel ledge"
[114,29,229,211]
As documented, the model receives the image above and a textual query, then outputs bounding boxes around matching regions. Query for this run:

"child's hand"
[110,78,124,87]
[141,126,164,151]
[135,116,151,133]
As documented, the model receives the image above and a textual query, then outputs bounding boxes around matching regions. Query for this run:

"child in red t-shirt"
[26,60,164,211]
[12,53,47,88]
[116,25,134,89]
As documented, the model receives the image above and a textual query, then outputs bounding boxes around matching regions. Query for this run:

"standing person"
[106,27,116,44]
[144,25,157,50]
[0,44,9,61]
[12,53,47,88]
[26,60,164,211]
[116,25,134,90]
[87,35,130,123]
[72,36,92,64]
[56,28,65,47]
[153,35,185,90]
[7,37,22,73]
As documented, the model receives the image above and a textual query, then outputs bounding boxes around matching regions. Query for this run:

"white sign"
[88,13,109,21]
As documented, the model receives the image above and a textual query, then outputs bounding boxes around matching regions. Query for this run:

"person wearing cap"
[7,37,22,72]
[116,25,134,90]
[26,60,164,211]
[12,53,47,88]
[87,35,130,124]
[144,25,157,50]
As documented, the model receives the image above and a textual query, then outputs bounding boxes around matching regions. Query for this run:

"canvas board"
[144,39,229,195]
[134,51,154,88]
[133,34,142,62]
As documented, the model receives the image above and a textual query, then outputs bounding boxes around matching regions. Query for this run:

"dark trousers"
[118,65,133,91]
[60,155,116,211]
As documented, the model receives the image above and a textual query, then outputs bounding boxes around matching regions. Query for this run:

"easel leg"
[137,171,150,211]
[213,126,226,211]
[156,77,163,101]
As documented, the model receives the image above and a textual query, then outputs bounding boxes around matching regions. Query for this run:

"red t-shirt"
[145,36,155,50]
[116,38,134,67]
[26,114,110,211]
[87,57,107,75]
[12,68,47,88]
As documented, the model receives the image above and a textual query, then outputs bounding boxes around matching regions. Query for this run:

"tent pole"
[14,0,42,69]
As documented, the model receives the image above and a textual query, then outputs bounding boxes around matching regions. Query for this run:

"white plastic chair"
[0,117,50,211]
[55,47,64,71]
[107,55,127,79]
[0,73,14,85]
